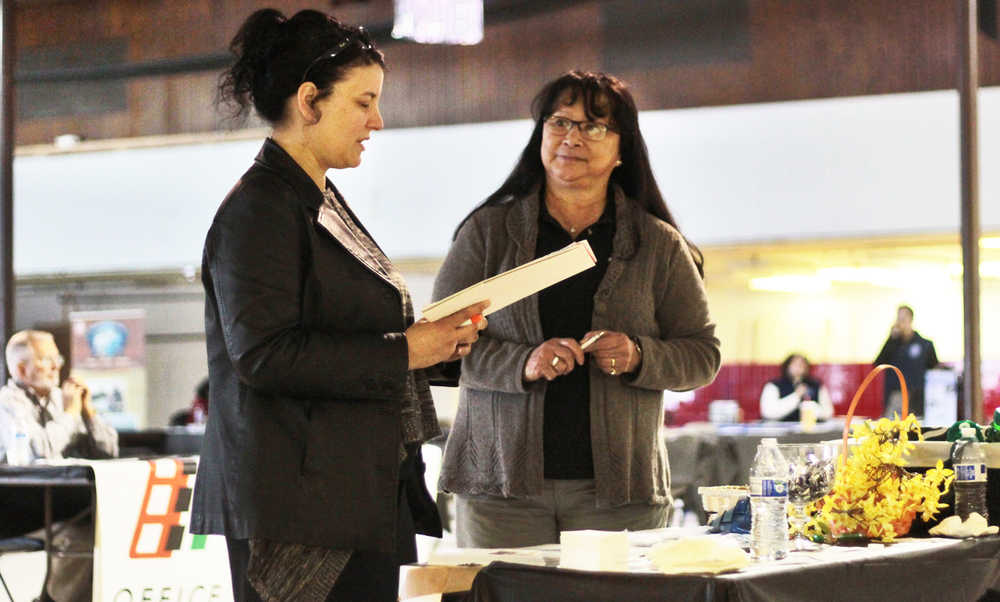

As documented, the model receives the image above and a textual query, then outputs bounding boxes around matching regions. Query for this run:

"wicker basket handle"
[840,364,909,464]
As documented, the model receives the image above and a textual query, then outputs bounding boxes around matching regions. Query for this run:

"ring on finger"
[610,357,617,376]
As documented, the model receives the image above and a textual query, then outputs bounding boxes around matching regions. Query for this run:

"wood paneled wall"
[13,0,1000,145]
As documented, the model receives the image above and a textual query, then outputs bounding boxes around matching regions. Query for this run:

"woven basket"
[831,363,915,538]
[839,363,910,460]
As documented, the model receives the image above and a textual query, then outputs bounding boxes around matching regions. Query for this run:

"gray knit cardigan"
[432,185,721,508]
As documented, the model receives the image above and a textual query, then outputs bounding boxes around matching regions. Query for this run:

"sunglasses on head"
[299,27,375,85]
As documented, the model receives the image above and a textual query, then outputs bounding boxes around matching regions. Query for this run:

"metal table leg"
[41,485,52,602]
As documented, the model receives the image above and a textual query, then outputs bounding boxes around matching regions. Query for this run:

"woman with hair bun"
[190,9,487,601]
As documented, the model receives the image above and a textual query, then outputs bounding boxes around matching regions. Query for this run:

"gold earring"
[615,160,622,167]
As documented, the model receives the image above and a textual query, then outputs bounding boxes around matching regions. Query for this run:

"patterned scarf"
[247,189,440,601]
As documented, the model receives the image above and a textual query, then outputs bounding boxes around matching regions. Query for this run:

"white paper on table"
[421,240,597,322]
[559,530,629,572]
[720,537,964,579]
[626,526,710,548]
[647,536,749,575]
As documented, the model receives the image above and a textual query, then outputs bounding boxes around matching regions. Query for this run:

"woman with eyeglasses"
[190,9,487,602]
[432,71,721,547]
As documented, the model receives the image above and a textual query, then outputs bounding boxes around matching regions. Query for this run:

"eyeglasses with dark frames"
[299,27,375,85]
[543,115,618,141]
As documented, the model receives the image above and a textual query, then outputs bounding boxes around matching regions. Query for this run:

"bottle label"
[955,463,987,483]
[750,477,788,497]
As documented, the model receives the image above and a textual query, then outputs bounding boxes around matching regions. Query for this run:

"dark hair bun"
[219,9,385,124]
[220,9,288,123]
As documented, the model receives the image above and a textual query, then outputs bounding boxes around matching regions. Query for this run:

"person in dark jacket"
[168,377,208,426]
[190,9,487,602]
[874,305,938,417]
[759,353,834,422]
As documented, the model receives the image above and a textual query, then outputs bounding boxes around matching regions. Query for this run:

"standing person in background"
[875,305,938,418]
[432,71,720,548]
[169,377,209,426]
[759,353,834,422]
[190,9,487,602]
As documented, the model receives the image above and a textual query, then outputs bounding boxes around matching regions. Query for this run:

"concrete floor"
[0,550,45,602]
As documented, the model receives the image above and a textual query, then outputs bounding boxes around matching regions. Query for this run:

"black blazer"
[190,139,440,554]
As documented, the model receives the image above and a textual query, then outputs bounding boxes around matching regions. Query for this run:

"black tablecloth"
[0,464,94,538]
[118,428,204,457]
[467,563,713,601]
[463,537,1000,602]
[0,464,93,483]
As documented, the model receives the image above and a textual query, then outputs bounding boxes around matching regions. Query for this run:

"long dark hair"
[456,70,703,276]
[219,9,385,124]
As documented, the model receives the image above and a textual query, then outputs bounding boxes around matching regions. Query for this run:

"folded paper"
[422,240,596,322]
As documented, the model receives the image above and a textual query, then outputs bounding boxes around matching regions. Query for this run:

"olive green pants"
[456,479,669,548]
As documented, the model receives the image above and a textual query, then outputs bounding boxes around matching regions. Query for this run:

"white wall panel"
[13,87,1000,275]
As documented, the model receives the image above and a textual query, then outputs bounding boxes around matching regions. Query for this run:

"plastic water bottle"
[669,498,686,528]
[6,429,32,466]
[750,437,789,561]
[952,426,988,522]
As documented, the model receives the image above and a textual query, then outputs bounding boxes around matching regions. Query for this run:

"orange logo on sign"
[128,459,200,559]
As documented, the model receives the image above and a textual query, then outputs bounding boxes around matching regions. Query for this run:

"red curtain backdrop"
[669,361,1000,426]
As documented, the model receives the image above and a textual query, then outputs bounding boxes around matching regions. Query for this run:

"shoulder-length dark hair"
[780,353,812,381]
[456,70,703,275]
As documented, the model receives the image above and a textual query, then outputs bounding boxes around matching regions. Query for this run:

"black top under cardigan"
[537,201,614,479]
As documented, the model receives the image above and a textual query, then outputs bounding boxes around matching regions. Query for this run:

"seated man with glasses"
[0,329,118,602]
[0,329,117,462]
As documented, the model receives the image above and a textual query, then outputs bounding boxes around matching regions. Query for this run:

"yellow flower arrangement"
[804,413,954,543]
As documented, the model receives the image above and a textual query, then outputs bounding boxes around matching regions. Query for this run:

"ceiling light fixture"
[392,0,484,45]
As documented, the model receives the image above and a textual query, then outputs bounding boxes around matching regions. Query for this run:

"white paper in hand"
[421,240,597,322]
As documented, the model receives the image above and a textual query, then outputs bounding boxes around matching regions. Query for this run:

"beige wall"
[15,277,206,428]
[707,277,1000,365]
[12,260,998,427]
[13,270,441,429]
